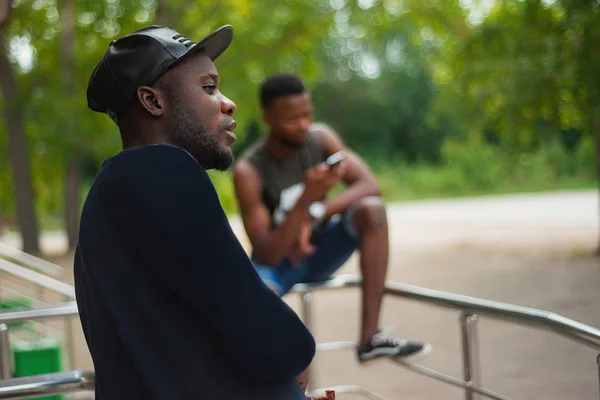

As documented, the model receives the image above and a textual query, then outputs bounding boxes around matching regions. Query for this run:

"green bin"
[0,297,34,330]
[12,337,64,400]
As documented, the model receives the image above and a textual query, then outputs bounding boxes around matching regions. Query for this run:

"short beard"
[167,107,233,171]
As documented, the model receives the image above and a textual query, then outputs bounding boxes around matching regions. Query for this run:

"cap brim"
[189,25,234,62]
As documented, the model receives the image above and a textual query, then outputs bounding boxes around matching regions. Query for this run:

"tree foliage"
[0,0,597,253]
[0,0,332,243]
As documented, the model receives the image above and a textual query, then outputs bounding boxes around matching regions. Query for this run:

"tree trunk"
[595,111,600,255]
[0,30,41,255]
[60,0,79,251]
[64,157,80,250]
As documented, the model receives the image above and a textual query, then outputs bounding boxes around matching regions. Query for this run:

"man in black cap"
[76,25,315,399]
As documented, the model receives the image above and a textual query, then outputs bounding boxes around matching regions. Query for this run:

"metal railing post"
[301,291,313,330]
[596,354,600,400]
[0,324,11,379]
[63,295,75,370]
[301,291,315,391]
[460,312,480,400]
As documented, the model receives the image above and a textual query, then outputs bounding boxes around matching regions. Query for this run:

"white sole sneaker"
[358,343,433,364]
[393,343,433,363]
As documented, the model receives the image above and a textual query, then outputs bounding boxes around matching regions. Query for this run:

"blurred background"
[0,1,599,399]
[0,0,596,255]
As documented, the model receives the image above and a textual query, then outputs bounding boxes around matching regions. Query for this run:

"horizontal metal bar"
[12,275,596,356]
[0,243,62,277]
[0,275,595,400]
[290,275,362,293]
[0,302,78,323]
[292,275,600,351]
[470,385,516,400]
[307,385,389,400]
[383,281,600,351]
[316,341,356,352]
[0,370,94,399]
[313,338,513,399]
[391,359,514,400]
[0,259,75,298]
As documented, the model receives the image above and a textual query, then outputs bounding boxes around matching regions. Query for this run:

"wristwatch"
[309,201,326,222]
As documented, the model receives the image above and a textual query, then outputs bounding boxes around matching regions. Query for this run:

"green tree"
[1,0,335,254]
[0,0,40,254]
[433,0,600,249]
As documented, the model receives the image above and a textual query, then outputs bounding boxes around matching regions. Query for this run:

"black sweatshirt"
[74,144,315,400]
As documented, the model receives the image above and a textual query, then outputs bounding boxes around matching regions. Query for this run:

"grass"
[215,156,596,217]
[375,165,596,203]
[369,138,596,203]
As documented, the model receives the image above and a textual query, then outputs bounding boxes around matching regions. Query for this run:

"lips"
[224,120,237,143]
[224,130,237,143]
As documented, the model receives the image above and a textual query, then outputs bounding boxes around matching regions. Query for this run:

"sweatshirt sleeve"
[112,145,315,382]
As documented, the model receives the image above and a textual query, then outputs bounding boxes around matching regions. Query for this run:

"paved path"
[4,189,597,255]
[2,189,599,399]
[303,189,600,400]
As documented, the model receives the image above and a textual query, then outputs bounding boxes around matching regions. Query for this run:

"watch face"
[310,202,326,220]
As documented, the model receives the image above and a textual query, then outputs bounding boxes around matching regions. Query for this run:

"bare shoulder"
[233,159,261,188]
[232,159,266,214]
[309,122,346,155]
[310,122,340,140]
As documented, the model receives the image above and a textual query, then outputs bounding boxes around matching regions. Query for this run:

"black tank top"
[242,132,327,227]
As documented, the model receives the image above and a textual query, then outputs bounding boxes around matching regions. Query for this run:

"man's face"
[265,92,313,148]
[160,54,237,170]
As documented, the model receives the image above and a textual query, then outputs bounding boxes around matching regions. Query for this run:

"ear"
[261,109,271,125]
[137,86,165,117]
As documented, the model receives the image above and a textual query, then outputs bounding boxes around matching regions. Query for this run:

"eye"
[203,85,216,95]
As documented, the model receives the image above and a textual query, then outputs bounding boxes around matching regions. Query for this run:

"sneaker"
[357,330,432,363]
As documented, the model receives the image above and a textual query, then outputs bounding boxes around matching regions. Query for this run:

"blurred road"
[3,189,596,255]
[298,189,600,400]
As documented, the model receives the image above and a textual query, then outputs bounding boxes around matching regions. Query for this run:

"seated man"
[233,73,432,362]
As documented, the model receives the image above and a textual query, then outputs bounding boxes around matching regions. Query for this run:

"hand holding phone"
[325,151,345,168]
[303,151,346,202]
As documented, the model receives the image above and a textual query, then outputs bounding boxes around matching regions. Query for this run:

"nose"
[220,94,237,116]
[298,117,310,132]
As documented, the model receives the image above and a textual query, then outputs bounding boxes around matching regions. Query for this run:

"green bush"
[370,137,595,202]
[208,170,238,215]
[441,139,510,191]
[575,136,595,178]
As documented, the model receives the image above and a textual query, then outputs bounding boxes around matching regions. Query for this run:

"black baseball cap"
[87,24,234,122]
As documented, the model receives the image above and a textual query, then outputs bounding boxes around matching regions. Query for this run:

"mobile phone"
[326,151,345,167]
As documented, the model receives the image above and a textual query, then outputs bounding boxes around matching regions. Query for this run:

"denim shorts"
[252,210,359,295]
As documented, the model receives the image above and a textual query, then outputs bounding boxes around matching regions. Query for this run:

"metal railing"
[293,275,600,400]
[0,243,63,278]
[0,275,598,399]
[0,303,79,380]
[0,370,94,399]
[0,257,76,371]
[0,259,74,299]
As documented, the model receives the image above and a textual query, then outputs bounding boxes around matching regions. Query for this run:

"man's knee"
[351,196,387,231]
